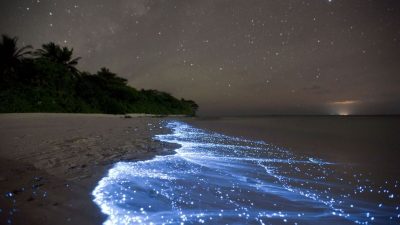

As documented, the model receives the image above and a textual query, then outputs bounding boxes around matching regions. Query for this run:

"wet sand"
[0,113,178,225]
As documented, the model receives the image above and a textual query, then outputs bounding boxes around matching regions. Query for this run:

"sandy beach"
[1,114,399,225]
[0,113,178,225]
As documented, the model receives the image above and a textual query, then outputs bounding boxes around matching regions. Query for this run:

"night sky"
[1,0,400,115]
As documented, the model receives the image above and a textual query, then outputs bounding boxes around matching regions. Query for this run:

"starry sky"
[1,0,400,116]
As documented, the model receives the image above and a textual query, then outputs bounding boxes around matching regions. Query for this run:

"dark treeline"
[0,35,198,115]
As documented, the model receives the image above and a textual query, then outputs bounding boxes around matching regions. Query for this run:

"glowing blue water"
[92,121,399,225]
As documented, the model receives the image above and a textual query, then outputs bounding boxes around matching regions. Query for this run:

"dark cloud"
[1,0,400,115]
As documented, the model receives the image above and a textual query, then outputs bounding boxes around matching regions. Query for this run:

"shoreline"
[0,113,180,225]
[2,114,399,224]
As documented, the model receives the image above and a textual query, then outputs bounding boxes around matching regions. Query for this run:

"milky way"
[1,0,400,115]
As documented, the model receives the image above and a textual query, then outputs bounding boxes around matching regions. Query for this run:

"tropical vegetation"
[0,35,198,115]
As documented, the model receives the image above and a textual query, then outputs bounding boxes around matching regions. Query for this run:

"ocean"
[93,116,400,225]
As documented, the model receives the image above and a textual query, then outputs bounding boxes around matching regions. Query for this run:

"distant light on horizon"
[333,108,353,116]
[328,100,358,116]
[330,100,359,105]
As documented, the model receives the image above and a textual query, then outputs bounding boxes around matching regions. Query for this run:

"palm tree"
[96,67,127,85]
[0,35,32,74]
[35,42,81,75]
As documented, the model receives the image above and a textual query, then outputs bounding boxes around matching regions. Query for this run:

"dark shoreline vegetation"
[0,35,198,115]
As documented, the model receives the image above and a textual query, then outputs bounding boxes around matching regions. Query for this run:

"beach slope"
[0,113,176,225]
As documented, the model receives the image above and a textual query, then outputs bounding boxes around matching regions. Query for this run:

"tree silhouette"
[0,34,198,115]
[35,42,81,75]
[96,67,127,85]
[0,35,32,75]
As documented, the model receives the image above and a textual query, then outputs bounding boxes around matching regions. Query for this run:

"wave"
[92,121,399,225]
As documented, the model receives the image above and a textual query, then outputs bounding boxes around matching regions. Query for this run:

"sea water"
[92,121,399,225]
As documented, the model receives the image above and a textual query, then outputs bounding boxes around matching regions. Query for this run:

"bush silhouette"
[0,35,198,115]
